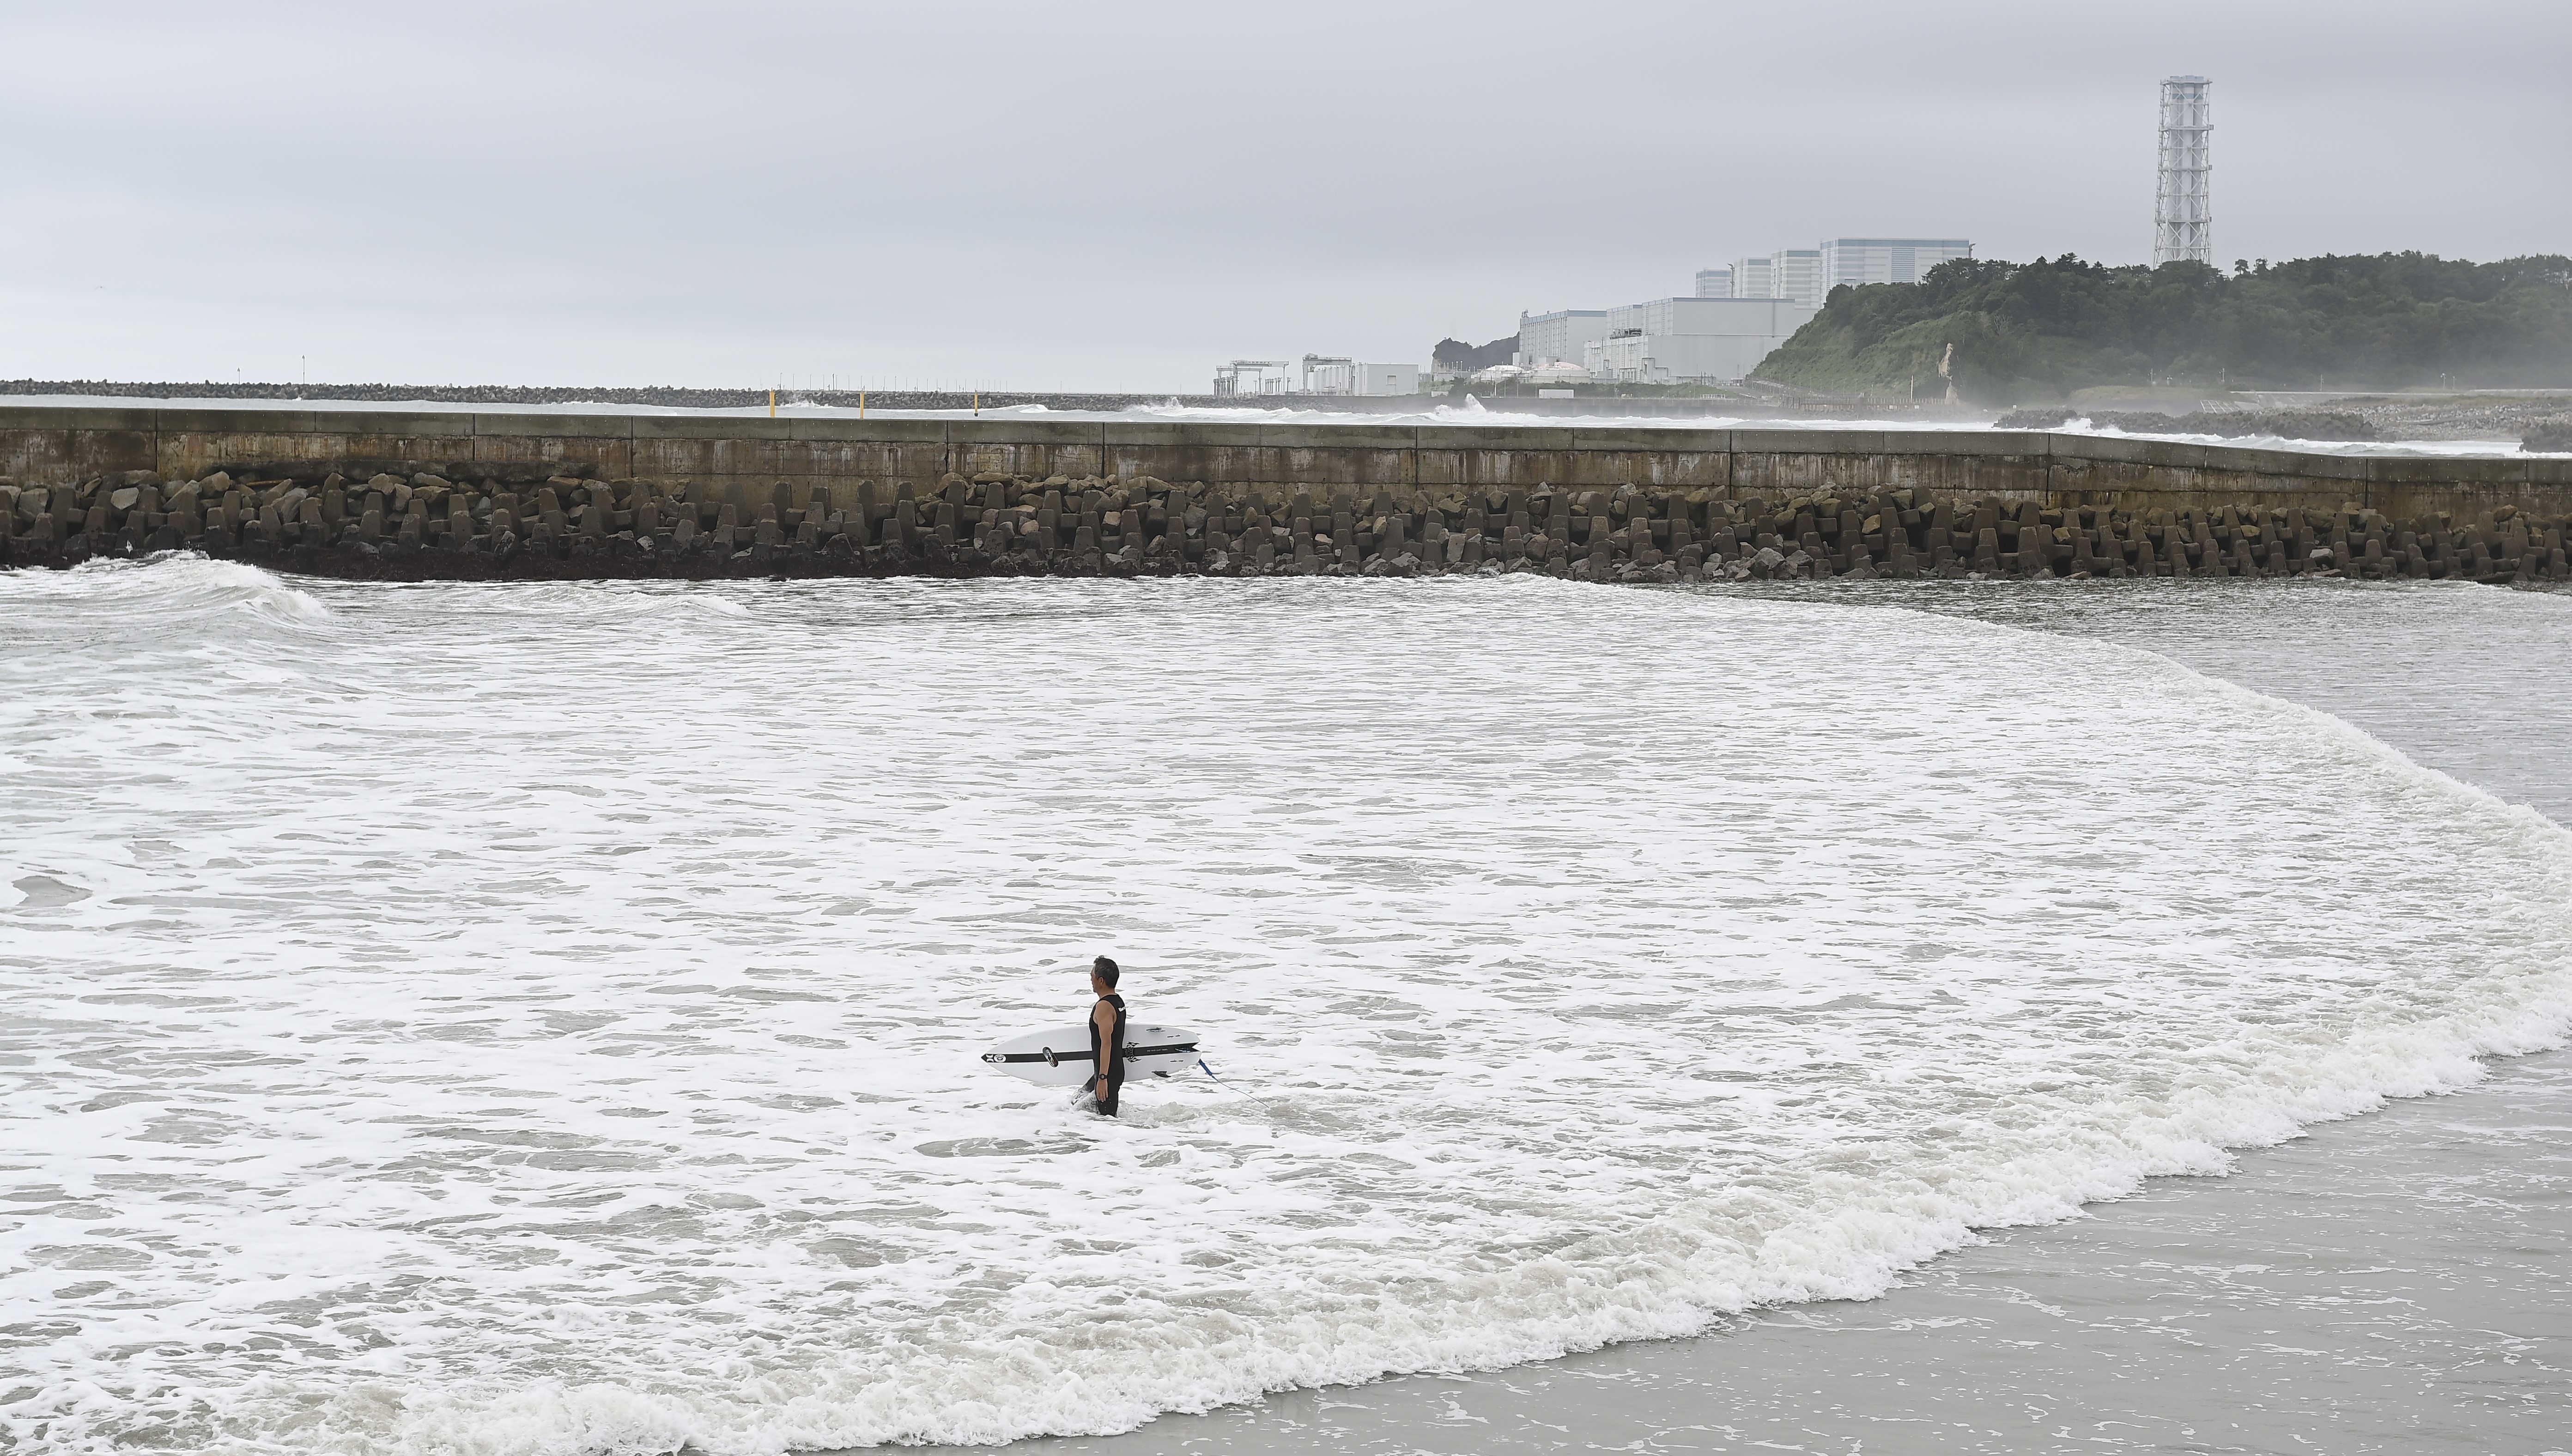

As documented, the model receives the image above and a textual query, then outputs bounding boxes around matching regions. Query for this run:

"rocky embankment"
[4,468,2569,586]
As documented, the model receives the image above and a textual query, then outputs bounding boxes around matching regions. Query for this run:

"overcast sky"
[4,0,2565,392]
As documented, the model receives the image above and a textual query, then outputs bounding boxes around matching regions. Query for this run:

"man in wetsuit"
[1087,955,1127,1117]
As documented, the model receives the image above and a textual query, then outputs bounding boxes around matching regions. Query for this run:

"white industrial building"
[1579,296,1817,384]
[1347,362,1419,395]
[1711,239,1974,305]
[1214,356,1419,396]
[1768,249,1824,308]
[1302,356,1357,393]
[1693,267,1734,298]
[1516,309,1611,369]
[1211,360,1295,396]
[1302,356,1419,395]
[1819,238,1975,291]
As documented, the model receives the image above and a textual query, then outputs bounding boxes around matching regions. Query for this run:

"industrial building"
[1302,356,1358,394]
[1693,267,1734,298]
[1579,296,1817,384]
[1717,249,1821,308]
[1516,309,1611,369]
[1211,360,1295,396]
[1819,238,1975,291]
[1766,249,1824,308]
[1709,239,1975,305]
[1337,360,1419,394]
[1330,360,1419,395]
[1211,357,1419,396]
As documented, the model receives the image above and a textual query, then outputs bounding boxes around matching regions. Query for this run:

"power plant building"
[1819,238,1975,291]
[1581,297,1817,384]
[1345,362,1420,395]
[1301,356,1355,393]
[1712,240,1975,304]
[1694,267,1735,298]
[1210,360,1296,396]
[1767,249,1825,308]
[1214,357,1419,396]
[1517,309,1611,369]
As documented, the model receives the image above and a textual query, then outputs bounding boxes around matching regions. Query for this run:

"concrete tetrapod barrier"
[5,461,2571,587]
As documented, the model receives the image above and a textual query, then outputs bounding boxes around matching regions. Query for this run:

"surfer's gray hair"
[1092,956,1120,988]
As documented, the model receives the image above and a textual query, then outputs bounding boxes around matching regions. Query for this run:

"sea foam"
[1,560,2566,1455]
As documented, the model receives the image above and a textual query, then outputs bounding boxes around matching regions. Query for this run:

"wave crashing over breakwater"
[2,558,2569,1456]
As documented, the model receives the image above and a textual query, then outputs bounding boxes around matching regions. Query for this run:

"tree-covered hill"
[1433,334,1520,372]
[1751,253,2572,403]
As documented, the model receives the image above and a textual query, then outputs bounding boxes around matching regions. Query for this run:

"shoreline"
[889,579,2572,1456]
[892,1045,2572,1456]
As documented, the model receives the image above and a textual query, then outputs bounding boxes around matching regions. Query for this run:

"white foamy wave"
[1,578,2566,1456]
[1110,398,2030,432]
[2049,416,2531,457]
[1112,397,1758,430]
[8,552,335,625]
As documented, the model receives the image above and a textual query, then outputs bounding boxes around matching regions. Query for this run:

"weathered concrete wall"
[9,429,2568,588]
[3,406,2567,523]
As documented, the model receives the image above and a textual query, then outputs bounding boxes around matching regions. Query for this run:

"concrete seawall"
[5,406,2568,516]
[4,406,2568,585]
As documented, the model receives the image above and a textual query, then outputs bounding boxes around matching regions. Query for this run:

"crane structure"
[2153,75,2213,267]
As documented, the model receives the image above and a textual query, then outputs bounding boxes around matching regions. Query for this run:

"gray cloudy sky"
[5,0,2565,392]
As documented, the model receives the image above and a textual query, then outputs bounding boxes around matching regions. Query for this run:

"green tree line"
[1751,253,2572,402]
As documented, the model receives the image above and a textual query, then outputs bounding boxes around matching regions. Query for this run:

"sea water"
[0,394,2539,455]
[2,562,2567,1456]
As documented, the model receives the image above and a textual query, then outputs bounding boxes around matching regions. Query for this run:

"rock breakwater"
[6,467,2569,586]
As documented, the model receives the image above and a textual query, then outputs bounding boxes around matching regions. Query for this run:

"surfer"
[1088,956,1127,1117]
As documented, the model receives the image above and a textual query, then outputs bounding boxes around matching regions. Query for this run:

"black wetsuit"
[1090,992,1127,1116]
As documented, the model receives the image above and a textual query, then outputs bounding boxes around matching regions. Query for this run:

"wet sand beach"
[919,1050,2572,1455]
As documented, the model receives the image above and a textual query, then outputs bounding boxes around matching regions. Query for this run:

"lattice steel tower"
[2154,75,2213,266]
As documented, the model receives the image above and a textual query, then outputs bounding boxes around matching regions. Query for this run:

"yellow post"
[768,388,776,419]
[858,390,866,419]
[973,390,981,416]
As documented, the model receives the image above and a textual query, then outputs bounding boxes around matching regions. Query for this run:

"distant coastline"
[1757,253,2572,402]
[0,379,1210,414]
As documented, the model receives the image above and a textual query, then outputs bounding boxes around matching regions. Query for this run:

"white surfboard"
[981,1023,1203,1087]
